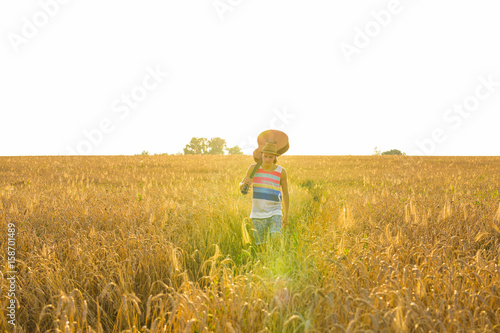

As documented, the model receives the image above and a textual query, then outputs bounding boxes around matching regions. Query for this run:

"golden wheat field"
[1,155,500,332]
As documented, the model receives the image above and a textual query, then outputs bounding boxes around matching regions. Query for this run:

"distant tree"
[373,147,381,156]
[227,146,243,155]
[207,137,227,155]
[381,149,404,155]
[183,137,245,155]
[183,137,209,155]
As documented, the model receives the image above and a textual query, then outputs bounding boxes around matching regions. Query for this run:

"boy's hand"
[240,176,253,194]
[242,177,252,187]
[282,216,288,227]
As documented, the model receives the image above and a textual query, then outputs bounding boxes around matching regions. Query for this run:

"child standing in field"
[239,141,289,246]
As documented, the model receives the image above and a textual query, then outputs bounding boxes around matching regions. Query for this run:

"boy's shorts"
[251,215,282,245]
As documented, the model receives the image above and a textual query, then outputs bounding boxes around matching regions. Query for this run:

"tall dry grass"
[1,155,499,332]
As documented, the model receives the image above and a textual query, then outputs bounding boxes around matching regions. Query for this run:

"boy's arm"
[281,168,289,227]
[239,164,255,192]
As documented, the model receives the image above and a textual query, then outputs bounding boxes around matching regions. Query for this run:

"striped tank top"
[250,165,283,219]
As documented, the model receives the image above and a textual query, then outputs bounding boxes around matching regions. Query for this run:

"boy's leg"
[268,215,283,249]
[252,218,266,246]
[269,215,283,239]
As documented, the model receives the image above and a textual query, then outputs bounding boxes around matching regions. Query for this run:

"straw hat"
[252,130,289,162]
[261,140,278,155]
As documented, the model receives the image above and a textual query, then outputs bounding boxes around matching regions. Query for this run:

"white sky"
[1,0,499,156]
